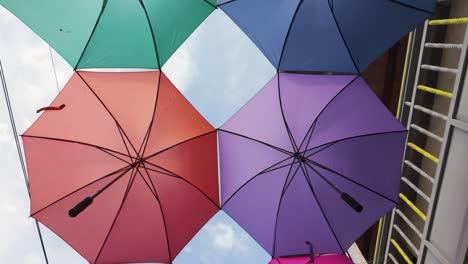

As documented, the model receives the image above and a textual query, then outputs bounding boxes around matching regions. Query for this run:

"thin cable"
[0,58,49,263]
[48,46,60,93]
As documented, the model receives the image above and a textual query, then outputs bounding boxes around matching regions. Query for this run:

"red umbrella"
[22,71,219,263]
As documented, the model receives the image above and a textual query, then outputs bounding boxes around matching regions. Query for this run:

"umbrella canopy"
[219,0,435,73]
[270,254,354,264]
[219,73,407,257]
[0,0,216,69]
[22,71,219,263]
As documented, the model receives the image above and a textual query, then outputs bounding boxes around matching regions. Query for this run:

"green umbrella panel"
[0,0,216,69]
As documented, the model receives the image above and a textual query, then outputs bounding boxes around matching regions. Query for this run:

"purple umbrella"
[218,73,407,257]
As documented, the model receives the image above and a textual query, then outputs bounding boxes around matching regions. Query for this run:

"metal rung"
[417,85,453,98]
[429,17,468,25]
[410,124,443,142]
[393,224,419,254]
[399,193,427,221]
[405,102,448,120]
[407,142,439,164]
[404,160,434,183]
[395,209,423,238]
[424,43,463,49]
[421,64,458,74]
[391,239,415,264]
[401,177,431,203]
[401,177,431,202]
[389,253,400,264]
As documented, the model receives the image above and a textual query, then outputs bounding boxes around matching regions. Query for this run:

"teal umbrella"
[0,0,216,69]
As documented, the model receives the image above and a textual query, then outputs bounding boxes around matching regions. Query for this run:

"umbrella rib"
[21,134,132,163]
[305,159,399,205]
[144,168,174,261]
[277,0,305,69]
[281,161,302,196]
[221,156,294,208]
[76,72,140,156]
[30,165,132,217]
[73,0,108,70]
[144,130,217,160]
[217,129,293,156]
[271,161,301,257]
[140,72,162,157]
[139,0,161,68]
[298,120,317,153]
[136,166,160,200]
[305,130,408,158]
[298,75,358,148]
[300,164,346,254]
[326,2,360,73]
[142,161,220,209]
[277,74,300,152]
[116,126,136,162]
[387,0,433,15]
[216,0,236,7]
[93,168,137,263]
[201,0,217,9]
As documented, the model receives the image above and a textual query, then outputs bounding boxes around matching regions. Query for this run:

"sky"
[0,7,275,264]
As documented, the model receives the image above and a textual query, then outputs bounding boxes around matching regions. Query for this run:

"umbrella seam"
[21,134,132,161]
[221,156,295,208]
[217,129,293,156]
[388,0,434,15]
[326,2,360,73]
[300,164,347,254]
[305,160,399,205]
[74,0,108,70]
[143,161,220,209]
[272,161,302,257]
[30,165,132,218]
[304,130,408,157]
[76,72,140,156]
[93,168,137,263]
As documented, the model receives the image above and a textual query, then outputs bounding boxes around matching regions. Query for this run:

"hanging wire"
[0,58,49,264]
[48,46,60,93]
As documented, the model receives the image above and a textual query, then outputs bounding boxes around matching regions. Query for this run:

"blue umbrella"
[219,0,435,73]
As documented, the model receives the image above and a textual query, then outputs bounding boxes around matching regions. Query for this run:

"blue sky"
[0,7,275,264]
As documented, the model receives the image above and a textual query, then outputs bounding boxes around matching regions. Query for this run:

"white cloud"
[0,122,11,143]
[209,222,249,255]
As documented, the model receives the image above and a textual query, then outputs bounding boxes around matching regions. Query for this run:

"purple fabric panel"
[221,75,294,152]
[222,165,293,255]
[307,131,407,202]
[306,77,405,149]
[279,0,357,73]
[274,165,341,256]
[305,164,396,250]
[279,73,355,146]
[220,0,300,68]
[218,130,290,205]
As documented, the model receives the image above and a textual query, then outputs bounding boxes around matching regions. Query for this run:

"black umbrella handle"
[68,197,93,218]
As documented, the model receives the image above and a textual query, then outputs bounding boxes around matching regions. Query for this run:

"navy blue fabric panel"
[333,0,432,71]
[221,0,300,68]
[280,0,357,73]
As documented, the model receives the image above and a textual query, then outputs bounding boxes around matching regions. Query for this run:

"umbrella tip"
[68,197,93,218]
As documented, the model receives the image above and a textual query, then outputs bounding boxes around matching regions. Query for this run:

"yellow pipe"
[375,34,414,262]
[429,17,468,26]
[372,218,384,264]
[396,32,413,118]
[417,85,453,98]
[391,239,414,264]
[407,142,439,164]
[399,193,427,221]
